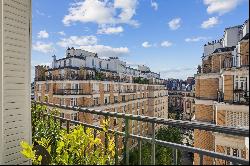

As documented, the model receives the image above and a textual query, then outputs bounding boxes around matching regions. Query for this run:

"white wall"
[204,42,223,57]
[243,20,249,37]
[223,26,242,47]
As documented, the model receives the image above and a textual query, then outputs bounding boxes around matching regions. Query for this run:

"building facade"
[194,20,249,165]
[34,48,168,148]
[0,0,32,165]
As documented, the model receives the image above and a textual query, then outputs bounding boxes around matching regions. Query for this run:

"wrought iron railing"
[33,101,249,165]
[234,90,249,105]
[53,89,91,95]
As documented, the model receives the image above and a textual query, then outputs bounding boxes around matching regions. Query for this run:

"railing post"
[125,117,129,165]
[115,130,119,165]
[66,120,70,134]
[138,138,142,165]
[172,148,178,165]
[151,122,156,165]
[93,129,97,152]
[104,115,108,156]
[199,154,203,165]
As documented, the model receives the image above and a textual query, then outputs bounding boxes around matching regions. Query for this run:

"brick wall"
[195,78,219,100]
[223,75,234,102]
[195,104,214,122]
[216,110,226,126]
[240,41,249,66]
[194,130,215,165]
[211,52,232,72]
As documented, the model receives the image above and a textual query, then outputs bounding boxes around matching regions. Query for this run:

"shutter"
[0,0,32,165]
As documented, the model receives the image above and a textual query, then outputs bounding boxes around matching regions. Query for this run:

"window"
[132,103,135,110]
[38,84,42,91]
[99,61,102,68]
[45,83,49,92]
[122,95,126,102]
[70,98,77,106]
[107,64,109,69]
[104,84,110,92]
[71,113,78,121]
[60,98,65,106]
[137,102,140,109]
[94,98,99,106]
[93,83,99,92]
[92,59,95,67]
[105,97,110,104]
[123,106,126,113]
[69,59,72,66]
[114,96,118,103]
[60,113,65,118]
[232,148,239,157]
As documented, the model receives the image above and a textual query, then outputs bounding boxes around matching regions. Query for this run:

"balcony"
[53,89,91,96]
[31,101,249,165]
[234,89,249,105]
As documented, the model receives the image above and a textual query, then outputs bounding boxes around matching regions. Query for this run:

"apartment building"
[194,19,249,165]
[34,48,168,145]
[0,0,32,165]
[168,90,195,121]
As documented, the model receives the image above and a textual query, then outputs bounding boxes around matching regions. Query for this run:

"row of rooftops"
[51,47,160,78]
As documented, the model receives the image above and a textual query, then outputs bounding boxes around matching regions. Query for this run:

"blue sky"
[32,0,249,80]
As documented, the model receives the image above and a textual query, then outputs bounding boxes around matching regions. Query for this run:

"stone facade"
[194,20,249,165]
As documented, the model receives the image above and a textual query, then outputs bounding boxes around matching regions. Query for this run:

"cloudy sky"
[32,0,249,80]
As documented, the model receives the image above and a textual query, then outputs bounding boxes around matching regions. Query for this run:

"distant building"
[34,48,168,149]
[194,19,249,165]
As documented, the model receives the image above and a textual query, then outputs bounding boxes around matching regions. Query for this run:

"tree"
[129,127,183,165]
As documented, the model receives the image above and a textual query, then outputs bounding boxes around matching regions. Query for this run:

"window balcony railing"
[234,89,249,105]
[53,89,91,95]
[33,101,249,165]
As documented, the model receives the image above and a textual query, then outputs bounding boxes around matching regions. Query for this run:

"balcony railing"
[234,89,249,105]
[33,101,249,165]
[53,89,91,95]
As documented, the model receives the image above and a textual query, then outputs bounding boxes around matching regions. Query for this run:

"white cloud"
[79,45,129,57]
[57,36,98,48]
[142,42,152,48]
[161,41,173,47]
[97,26,124,35]
[168,18,181,30]
[58,31,66,36]
[151,0,158,11]
[37,30,49,39]
[32,42,55,54]
[57,35,129,57]
[63,0,138,27]
[185,36,209,42]
[201,17,219,29]
[204,0,243,15]
[36,10,45,16]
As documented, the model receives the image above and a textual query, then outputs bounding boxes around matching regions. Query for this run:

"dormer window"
[92,59,95,67]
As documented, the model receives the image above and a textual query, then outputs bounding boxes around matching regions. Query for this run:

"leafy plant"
[21,104,116,165]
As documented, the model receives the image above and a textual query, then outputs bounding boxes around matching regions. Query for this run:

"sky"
[31,0,249,80]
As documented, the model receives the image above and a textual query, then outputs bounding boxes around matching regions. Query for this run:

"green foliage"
[129,127,183,165]
[133,77,150,84]
[20,141,42,165]
[21,104,115,165]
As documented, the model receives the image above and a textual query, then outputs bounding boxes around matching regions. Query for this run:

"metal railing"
[53,89,91,95]
[33,101,249,165]
[234,90,249,105]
